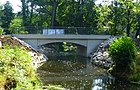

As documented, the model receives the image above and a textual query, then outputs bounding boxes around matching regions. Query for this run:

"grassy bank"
[0,46,43,90]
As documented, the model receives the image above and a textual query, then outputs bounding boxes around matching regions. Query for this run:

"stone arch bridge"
[12,34,110,57]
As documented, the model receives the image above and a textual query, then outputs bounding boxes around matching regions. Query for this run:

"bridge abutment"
[87,40,105,57]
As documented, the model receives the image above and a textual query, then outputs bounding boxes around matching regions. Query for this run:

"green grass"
[0,45,66,90]
[0,46,43,90]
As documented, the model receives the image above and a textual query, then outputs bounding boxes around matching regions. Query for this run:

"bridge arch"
[37,40,87,48]
[37,41,87,57]
[12,34,111,57]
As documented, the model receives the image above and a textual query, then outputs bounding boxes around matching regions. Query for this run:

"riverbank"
[90,37,117,69]
[0,35,47,68]
[91,38,140,84]
[0,35,44,89]
[0,46,43,90]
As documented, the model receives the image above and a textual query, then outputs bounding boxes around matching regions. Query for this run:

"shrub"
[129,73,140,82]
[0,46,43,90]
[109,37,136,75]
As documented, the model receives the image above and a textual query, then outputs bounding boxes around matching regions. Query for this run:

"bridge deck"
[12,34,111,40]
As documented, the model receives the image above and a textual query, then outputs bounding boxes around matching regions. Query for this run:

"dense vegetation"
[108,36,140,82]
[109,37,137,78]
[0,46,43,90]
[0,0,140,37]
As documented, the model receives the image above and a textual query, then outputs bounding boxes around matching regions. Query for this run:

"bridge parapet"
[10,27,108,35]
[12,34,110,40]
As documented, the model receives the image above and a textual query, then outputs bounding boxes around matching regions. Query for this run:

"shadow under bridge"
[37,42,87,57]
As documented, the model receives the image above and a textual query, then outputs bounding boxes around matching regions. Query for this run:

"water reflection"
[38,56,140,90]
[39,56,87,73]
[40,74,115,90]
[92,75,115,90]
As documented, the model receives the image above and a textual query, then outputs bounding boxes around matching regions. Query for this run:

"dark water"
[38,56,140,90]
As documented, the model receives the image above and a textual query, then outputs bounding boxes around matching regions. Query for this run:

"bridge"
[12,34,110,57]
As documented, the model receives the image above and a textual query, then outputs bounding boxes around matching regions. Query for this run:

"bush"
[109,37,136,75]
[0,27,5,35]
[0,46,43,90]
[129,73,140,82]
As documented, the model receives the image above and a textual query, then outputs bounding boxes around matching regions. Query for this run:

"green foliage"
[109,37,137,74]
[0,1,14,34]
[3,0,136,35]
[129,54,140,81]
[9,18,28,34]
[62,42,77,52]
[0,46,43,90]
[0,27,5,35]
[129,73,140,82]
[0,0,139,36]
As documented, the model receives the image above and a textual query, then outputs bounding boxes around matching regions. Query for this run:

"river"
[37,55,140,90]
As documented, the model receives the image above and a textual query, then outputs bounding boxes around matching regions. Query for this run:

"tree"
[19,0,100,34]
[1,1,14,34]
[57,0,98,34]
[107,1,126,35]
[0,3,3,26]
[97,0,137,36]
[31,0,62,28]
[133,1,140,38]
[21,0,28,26]
[19,0,140,36]
[9,18,28,34]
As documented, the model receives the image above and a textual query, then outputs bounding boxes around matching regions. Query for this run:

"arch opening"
[37,42,87,57]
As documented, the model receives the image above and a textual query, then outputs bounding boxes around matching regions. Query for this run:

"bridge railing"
[8,26,109,35]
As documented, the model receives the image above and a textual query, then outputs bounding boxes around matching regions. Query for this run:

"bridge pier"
[76,46,87,57]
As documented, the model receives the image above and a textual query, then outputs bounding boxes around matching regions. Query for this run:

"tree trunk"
[29,2,34,24]
[127,8,131,36]
[21,0,27,26]
[50,2,58,29]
